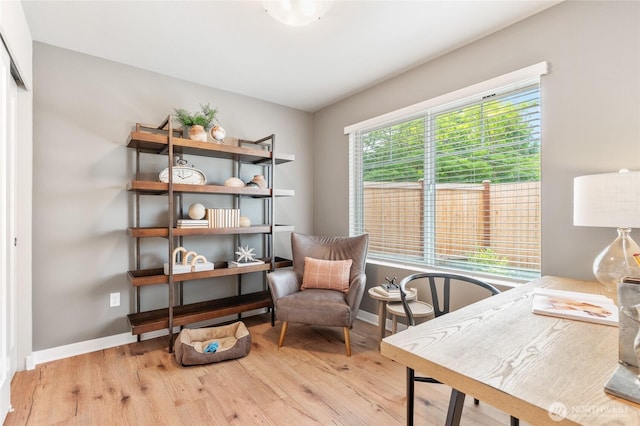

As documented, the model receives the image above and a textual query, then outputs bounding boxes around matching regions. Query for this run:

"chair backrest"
[398,272,500,326]
[291,233,369,283]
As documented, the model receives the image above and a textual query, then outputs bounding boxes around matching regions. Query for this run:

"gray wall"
[32,43,313,350]
[313,1,640,314]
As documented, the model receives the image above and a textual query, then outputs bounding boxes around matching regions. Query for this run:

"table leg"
[445,389,465,426]
[377,300,387,344]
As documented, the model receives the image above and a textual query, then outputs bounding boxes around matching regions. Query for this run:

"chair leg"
[445,389,466,426]
[406,367,415,426]
[391,314,397,334]
[278,321,288,348]
[343,327,352,357]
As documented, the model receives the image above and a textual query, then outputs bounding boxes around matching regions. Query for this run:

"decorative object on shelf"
[573,169,640,292]
[246,181,259,188]
[206,208,240,228]
[228,245,265,268]
[173,103,219,141]
[239,216,251,228]
[224,177,245,187]
[188,203,206,220]
[164,246,214,275]
[210,125,226,142]
[159,159,207,185]
[236,245,256,263]
[188,125,207,142]
[250,174,267,188]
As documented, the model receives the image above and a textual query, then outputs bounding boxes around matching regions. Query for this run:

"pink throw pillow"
[301,257,353,293]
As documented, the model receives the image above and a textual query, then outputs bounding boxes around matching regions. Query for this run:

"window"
[347,64,546,280]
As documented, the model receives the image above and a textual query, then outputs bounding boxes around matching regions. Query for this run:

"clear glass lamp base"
[593,227,640,293]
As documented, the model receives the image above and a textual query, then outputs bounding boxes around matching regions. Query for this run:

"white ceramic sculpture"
[239,216,251,227]
[188,203,206,220]
[210,125,226,142]
[224,177,245,187]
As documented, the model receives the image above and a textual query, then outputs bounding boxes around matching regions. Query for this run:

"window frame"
[346,62,548,281]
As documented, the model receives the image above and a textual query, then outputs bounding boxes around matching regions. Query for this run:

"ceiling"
[21,0,561,112]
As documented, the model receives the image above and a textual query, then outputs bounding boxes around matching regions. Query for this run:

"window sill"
[365,258,530,289]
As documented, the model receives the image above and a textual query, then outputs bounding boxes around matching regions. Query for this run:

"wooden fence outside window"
[363,181,541,270]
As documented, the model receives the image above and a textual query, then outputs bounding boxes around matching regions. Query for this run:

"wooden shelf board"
[127,291,273,335]
[126,181,294,197]
[128,225,273,238]
[127,131,293,165]
[127,257,293,286]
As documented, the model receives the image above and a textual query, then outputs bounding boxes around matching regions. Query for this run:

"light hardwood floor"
[6,315,514,425]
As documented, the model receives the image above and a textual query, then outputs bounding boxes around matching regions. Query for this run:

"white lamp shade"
[574,171,640,228]
[263,0,329,26]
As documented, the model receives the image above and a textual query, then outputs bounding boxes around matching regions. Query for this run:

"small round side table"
[386,299,435,333]
[367,286,416,346]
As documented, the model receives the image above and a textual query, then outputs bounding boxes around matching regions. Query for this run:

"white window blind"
[348,69,544,280]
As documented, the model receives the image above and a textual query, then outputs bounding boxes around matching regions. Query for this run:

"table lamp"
[573,169,640,290]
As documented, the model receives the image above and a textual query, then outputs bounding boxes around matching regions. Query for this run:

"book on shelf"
[227,259,265,268]
[531,288,618,326]
[163,261,214,275]
[206,208,240,228]
[177,219,209,228]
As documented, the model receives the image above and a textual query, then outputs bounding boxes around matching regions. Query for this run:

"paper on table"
[531,288,618,326]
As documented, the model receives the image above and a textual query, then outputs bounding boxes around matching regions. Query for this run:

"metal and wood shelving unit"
[125,117,294,351]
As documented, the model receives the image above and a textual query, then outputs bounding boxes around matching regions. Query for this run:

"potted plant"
[173,103,218,141]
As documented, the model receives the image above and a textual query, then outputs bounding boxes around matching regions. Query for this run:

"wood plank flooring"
[6,315,515,425]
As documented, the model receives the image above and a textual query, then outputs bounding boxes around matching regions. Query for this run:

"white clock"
[159,160,207,185]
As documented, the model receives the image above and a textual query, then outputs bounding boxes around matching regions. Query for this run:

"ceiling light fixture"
[263,0,330,27]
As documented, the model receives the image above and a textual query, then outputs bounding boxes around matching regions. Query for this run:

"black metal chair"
[397,272,519,426]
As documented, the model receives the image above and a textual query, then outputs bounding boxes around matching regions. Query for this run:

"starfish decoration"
[235,245,257,263]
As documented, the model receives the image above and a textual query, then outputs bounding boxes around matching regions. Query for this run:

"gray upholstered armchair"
[266,233,369,356]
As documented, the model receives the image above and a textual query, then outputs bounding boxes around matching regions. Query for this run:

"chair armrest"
[266,269,300,301]
[345,273,367,312]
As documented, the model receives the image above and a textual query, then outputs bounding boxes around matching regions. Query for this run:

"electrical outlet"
[110,292,120,308]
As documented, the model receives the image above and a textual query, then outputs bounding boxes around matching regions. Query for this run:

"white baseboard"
[28,309,387,369]
[356,309,379,326]
[30,332,138,368]
[28,309,272,369]
[357,309,405,333]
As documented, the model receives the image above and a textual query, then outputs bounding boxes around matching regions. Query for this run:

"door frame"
[0,39,18,423]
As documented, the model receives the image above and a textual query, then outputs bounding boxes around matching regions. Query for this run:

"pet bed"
[174,321,251,366]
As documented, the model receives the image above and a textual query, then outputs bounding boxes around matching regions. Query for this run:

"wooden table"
[381,276,640,425]
[368,286,416,344]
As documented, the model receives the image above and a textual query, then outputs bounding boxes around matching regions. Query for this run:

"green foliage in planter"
[173,103,218,129]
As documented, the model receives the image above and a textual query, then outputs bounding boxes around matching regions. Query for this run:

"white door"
[0,41,18,423]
